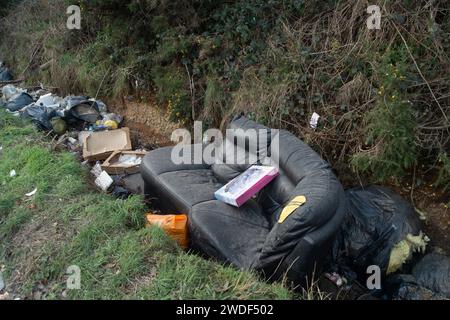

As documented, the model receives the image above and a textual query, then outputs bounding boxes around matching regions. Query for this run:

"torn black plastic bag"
[65,96,101,124]
[141,115,347,287]
[332,186,427,278]
[388,253,450,300]
[21,104,58,130]
[6,92,33,112]
[412,253,450,297]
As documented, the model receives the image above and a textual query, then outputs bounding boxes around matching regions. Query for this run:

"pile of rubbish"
[0,83,147,198]
[1,80,448,300]
[1,84,122,133]
[325,186,447,300]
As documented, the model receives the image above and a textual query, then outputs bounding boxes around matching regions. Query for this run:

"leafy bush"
[1,0,449,186]
[352,46,418,180]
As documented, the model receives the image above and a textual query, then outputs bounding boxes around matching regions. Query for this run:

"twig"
[20,33,49,76]
[94,66,112,101]
[184,63,196,121]
[410,162,427,221]
[0,79,25,86]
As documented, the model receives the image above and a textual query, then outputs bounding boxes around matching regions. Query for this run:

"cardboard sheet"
[82,128,132,161]
[101,150,147,175]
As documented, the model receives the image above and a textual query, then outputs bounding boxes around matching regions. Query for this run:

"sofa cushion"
[190,200,270,268]
[157,169,223,212]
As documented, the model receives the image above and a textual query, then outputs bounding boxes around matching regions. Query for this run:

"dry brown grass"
[231,0,450,175]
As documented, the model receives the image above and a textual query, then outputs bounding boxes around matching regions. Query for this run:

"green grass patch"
[0,110,292,300]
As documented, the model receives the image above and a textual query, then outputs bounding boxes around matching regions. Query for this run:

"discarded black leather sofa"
[141,115,346,286]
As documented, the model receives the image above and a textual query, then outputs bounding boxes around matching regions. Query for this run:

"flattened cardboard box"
[101,150,147,175]
[83,128,132,161]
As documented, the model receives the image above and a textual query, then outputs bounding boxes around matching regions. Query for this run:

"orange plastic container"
[146,214,189,249]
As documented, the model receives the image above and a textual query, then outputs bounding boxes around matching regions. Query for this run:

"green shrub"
[151,65,191,121]
[352,46,417,180]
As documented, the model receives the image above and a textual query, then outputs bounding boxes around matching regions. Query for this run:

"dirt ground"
[392,178,450,254]
[108,96,180,150]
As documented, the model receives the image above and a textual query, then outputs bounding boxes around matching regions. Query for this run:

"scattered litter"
[67,137,78,145]
[146,214,189,248]
[82,127,132,161]
[2,77,448,299]
[310,112,320,129]
[25,188,37,197]
[101,151,146,175]
[1,84,24,102]
[2,84,122,142]
[324,272,346,287]
[112,186,131,199]
[35,93,63,108]
[90,163,103,178]
[215,165,279,207]
[93,113,123,131]
[95,171,114,192]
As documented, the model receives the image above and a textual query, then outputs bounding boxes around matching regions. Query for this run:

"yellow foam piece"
[278,196,307,224]
[387,232,429,274]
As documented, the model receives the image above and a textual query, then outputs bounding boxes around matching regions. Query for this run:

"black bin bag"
[412,253,450,297]
[21,104,57,130]
[332,186,427,278]
[388,253,450,300]
[6,92,33,112]
[65,96,101,124]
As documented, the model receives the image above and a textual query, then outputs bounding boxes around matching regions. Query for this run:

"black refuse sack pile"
[387,253,450,300]
[332,186,428,277]
[1,84,118,133]
[326,186,446,299]
[1,83,147,199]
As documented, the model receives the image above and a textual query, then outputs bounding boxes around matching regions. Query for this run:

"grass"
[0,110,293,300]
